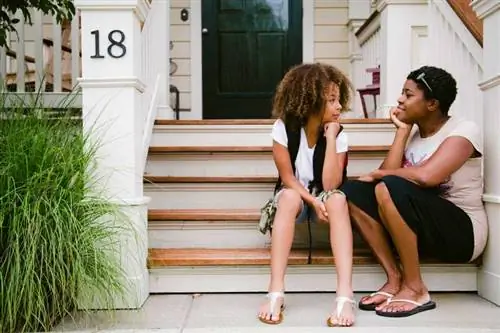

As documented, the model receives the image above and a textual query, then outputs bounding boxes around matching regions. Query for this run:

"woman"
[257,63,356,327]
[341,65,488,317]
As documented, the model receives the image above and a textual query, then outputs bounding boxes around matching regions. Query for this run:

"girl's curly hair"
[272,63,353,128]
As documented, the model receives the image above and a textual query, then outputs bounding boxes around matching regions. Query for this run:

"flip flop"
[258,291,286,325]
[326,296,356,327]
[375,297,436,317]
[358,291,394,311]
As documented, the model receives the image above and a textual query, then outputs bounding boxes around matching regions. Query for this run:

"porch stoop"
[145,119,480,294]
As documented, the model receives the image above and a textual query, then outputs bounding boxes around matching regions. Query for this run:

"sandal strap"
[266,291,285,315]
[369,291,394,298]
[386,297,427,307]
[335,296,355,317]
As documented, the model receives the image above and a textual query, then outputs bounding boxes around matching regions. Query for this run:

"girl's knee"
[324,191,348,213]
[277,188,302,212]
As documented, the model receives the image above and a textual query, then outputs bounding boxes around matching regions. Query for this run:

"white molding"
[483,193,500,204]
[303,1,314,62]
[478,269,500,305]
[472,0,500,19]
[74,0,150,23]
[479,74,500,91]
[348,19,365,32]
[149,264,478,293]
[433,0,483,66]
[77,77,146,93]
[356,14,381,46]
[191,0,202,119]
[410,25,428,68]
[349,54,363,62]
[376,0,428,12]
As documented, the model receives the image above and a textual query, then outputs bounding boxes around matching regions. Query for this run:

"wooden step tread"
[148,248,375,267]
[144,176,277,184]
[155,119,392,126]
[148,208,260,221]
[148,248,481,267]
[144,175,361,184]
[149,145,390,154]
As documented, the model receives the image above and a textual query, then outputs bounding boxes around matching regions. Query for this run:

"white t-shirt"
[271,119,348,189]
[404,117,488,260]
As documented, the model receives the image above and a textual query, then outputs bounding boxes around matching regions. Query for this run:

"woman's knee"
[375,175,406,205]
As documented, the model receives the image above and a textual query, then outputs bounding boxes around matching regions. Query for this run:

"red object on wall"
[357,66,380,118]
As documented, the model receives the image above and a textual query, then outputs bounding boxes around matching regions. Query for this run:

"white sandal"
[258,291,285,325]
[326,296,356,327]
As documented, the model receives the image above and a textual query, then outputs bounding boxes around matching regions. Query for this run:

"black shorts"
[340,175,475,263]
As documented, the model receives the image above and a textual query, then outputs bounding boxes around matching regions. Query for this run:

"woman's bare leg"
[258,188,302,322]
[348,202,401,309]
[324,192,355,326]
[374,182,429,314]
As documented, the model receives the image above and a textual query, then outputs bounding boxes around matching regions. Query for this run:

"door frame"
[189,0,314,120]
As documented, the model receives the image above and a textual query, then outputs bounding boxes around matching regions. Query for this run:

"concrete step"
[151,118,395,147]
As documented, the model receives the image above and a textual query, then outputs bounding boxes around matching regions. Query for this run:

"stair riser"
[145,183,274,209]
[149,265,478,293]
[148,222,368,249]
[146,154,383,177]
[151,123,395,147]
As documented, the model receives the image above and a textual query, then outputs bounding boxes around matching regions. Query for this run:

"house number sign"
[90,29,127,59]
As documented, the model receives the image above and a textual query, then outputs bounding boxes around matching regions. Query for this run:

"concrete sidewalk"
[53,293,500,333]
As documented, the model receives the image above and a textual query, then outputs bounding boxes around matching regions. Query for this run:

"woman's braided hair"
[272,63,353,129]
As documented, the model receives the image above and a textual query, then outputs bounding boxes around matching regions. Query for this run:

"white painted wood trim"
[303,1,314,62]
[190,1,315,119]
[356,14,381,46]
[110,196,151,206]
[77,77,146,92]
[190,0,203,120]
[75,0,150,22]
[149,265,478,293]
[479,74,500,91]
[483,193,500,204]
[432,0,483,66]
[472,0,500,19]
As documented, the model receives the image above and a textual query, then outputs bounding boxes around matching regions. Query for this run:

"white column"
[347,0,371,118]
[376,0,429,117]
[472,0,500,306]
[75,0,150,309]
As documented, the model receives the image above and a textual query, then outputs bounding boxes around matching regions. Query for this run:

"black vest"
[274,122,348,195]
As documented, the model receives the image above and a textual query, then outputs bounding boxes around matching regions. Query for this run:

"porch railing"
[429,0,483,130]
[141,0,168,171]
[0,10,81,104]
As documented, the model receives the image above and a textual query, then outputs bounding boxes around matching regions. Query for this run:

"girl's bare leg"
[258,188,302,322]
[324,192,355,327]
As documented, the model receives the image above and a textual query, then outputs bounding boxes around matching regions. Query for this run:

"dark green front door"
[202,0,302,119]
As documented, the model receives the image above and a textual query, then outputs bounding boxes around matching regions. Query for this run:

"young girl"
[341,65,488,317]
[257,63,356,327]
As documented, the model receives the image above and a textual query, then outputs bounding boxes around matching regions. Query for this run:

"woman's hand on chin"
[390,107,412,131]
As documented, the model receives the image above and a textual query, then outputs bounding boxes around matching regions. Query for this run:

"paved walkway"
[53,293,500,332]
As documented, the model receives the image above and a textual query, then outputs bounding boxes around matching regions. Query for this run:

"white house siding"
[170,0,191,111]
